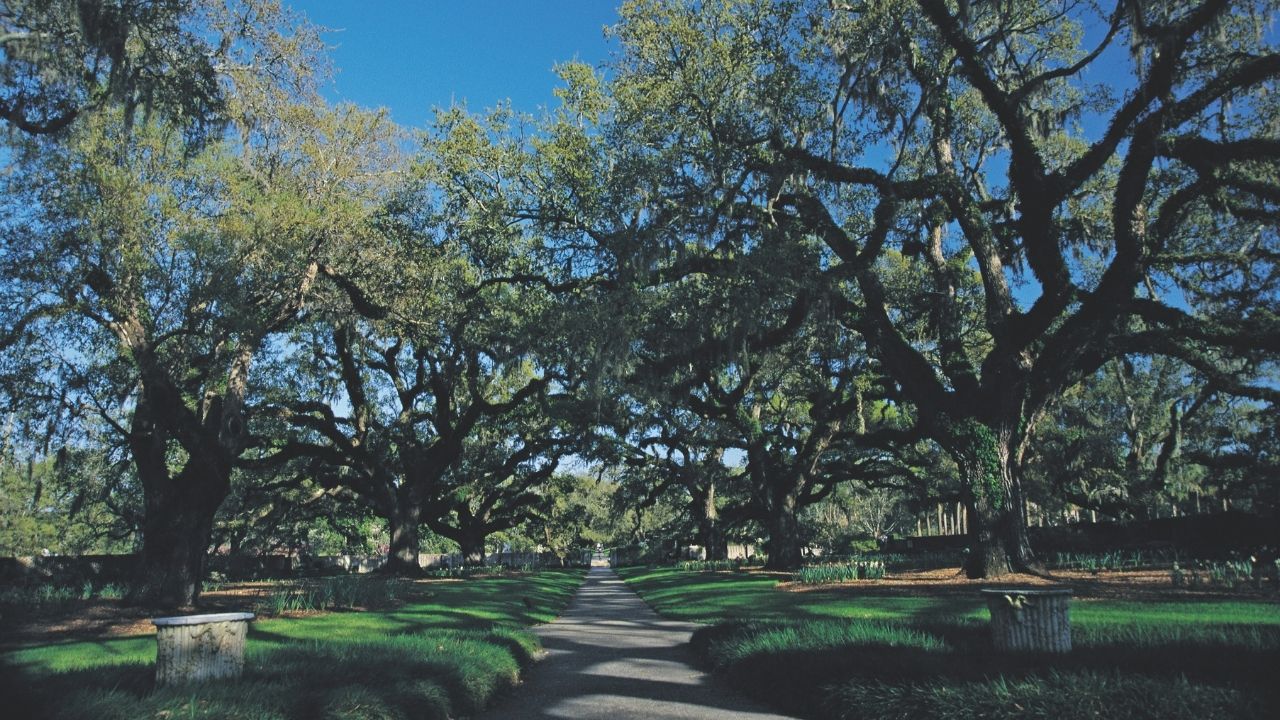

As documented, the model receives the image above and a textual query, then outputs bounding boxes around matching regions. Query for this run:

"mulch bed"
[0,583,275,649]
[778,567,1280,603]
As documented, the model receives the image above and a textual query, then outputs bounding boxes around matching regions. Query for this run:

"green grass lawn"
[2,570,584,720]
[619,566,1280,720]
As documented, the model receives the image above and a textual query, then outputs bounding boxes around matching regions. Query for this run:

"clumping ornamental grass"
[258,575,402,615]
[794,559,886,584]
[1,569,584,720]
[0,582,128,609]
[1048,549,1173,572]
[676,558,746,572]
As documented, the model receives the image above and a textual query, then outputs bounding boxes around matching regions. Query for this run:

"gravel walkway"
[476,565,797,720]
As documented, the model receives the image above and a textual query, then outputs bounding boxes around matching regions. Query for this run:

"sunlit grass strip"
[1073,621,1280,651]
[700,619,947,669]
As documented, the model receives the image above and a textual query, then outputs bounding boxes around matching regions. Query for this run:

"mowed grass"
[1,570,584,720]
[619,566,1280,720]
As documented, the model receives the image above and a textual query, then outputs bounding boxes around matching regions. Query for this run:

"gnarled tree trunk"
[128,384,234,608]
[947,418,1037,578]
[385,501,424,575]
[134,468,228,607]
[458,534,487,567]
[763,491,803,571]
[691,483,727,561]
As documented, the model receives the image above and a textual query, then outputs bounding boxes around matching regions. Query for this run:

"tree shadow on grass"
[2,624,540,720]
[692,619,1280,719]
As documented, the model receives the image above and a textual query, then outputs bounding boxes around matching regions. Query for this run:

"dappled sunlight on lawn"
[1,569,587,719]
[619,565,1280,719]
[619,566,989,624]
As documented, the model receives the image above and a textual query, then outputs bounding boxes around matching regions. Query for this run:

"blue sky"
[291,1,621,128]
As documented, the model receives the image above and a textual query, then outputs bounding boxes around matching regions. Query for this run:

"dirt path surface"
[476,565,796,720]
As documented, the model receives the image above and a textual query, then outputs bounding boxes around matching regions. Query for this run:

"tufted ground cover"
[619,566,1280,720]
[1,570,584,720]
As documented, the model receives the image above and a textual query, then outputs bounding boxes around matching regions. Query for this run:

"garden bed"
[778,567,1280,603]
[621,565,1280,720]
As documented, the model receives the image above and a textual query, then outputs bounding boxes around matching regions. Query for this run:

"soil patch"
[0,583,271,649]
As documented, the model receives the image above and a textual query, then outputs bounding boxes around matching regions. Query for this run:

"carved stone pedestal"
[152,612,254,686]
[980,588,1072,653]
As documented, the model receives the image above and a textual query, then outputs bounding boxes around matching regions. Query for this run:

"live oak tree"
[0,411,137,555]
[423,408,571,565]
[1187,402,1279,511]
[0,0,319,140]
[263,105,571,574]
[1026,354,1278,520]
[804,483,912,553]
[269,303,558,574]
[212,457,362,558]
[511,59,920,570]
[529,472,617,566]
[1,0,213,135]
[617,405,739,562]
[1025,355,1210,520]
[608,0,1280,576]
[602,217,916,568]
[677,331,912,570]
[0,86,398,606]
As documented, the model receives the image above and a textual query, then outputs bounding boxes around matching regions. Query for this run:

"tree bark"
[950,420,1038,578]
[763,492,803,571]
[133,463,229,608]
[385,502,423,575]
[126,381,232,608]
[459,534,487,567]
[427,507,495,567]
[701,519,728,561]
[692,483,727,560]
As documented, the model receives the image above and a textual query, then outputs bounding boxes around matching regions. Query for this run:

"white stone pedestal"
[152,612,254,686]
[980,588,1072,653]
